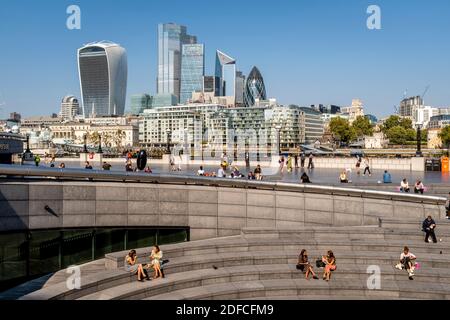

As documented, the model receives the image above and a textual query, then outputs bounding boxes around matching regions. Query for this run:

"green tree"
[439,125,450,147]
[329,117,356,143]
[386,126,410,145]
[352,116,374,137]
[381,115,413,133]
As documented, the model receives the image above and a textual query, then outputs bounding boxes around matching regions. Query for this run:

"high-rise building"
[152,94,178,108]
[341,99,365,123]
[60,95,80,120]
[235,71,245,107]
[180,44,205,104]
[78,41,127,117]
[244,67,266,107]
[157,23,197,102]
[215,50,236,97]
[203,76,221,96]
[130,94,152,115]
[399,96,423,119]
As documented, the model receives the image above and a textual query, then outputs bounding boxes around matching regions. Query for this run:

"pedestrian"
[217,166,225,178]
[102,161,112,171]
[307,153,314,169]
[300,172,311,183]
[125,161,133,172]
[383,170,392,183]
[363,157,371,176]
[254,165,262,180]
[395,246,417,280]
[355,156,362,175]
[414,180,425,194]
[279,156,285,173]
[296,249,319,280]
[58,163,66,169]
[294,154,299,168]
[287,155,293,173]
[446,192,450,219]
[245,152,250,168]
[177,154,182,171]
[85,161,93,170]
[300,152,306,168]
[169,154,176,171]
[400,178,410,193]
[34,155,41,167]
[422,215,437,243]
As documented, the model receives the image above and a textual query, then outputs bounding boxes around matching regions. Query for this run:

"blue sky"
[1,0,450,118]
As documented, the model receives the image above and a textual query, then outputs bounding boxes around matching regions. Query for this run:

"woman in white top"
[197,166,205,176]
[400,179,410,193]
[150,245,164,279]
[414,180,425,194]
[398,246,417,280]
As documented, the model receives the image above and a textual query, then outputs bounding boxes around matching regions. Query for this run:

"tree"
[352,116,374,137]
[386,126,410,145]
[439,125,450,148]
[381,115,413,133]
[113,129,126,152]
[329,117,356,144]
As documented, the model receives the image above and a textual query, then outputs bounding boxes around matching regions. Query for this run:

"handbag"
[316,259,325,268]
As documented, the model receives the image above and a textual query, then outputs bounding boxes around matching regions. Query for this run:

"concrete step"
[144,278,450,300]
[77,262,450,300]
[381,219,450,231]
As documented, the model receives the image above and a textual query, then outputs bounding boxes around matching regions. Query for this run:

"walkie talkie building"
[78,41,128,117]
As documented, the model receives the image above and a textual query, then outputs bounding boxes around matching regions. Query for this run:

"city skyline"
[1,0,450,118]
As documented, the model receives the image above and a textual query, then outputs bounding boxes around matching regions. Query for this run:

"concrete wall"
[0,181,445,241]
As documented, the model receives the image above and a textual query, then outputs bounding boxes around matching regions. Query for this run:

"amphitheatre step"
[243,295,416,300]
[380,219,450,230]
[77,263,450,300]
[143,278,450,300]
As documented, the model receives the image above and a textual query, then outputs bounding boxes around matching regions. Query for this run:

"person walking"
[307,153,314,169]
[287,155,293,173]
[279,156,285,173]
[294,153,299,168]
[355,156,362,175]
[422,216,437,243]
[34,155,41,167]
[169,154,176,171]
[300,152,306,168]
[363,157,371,176]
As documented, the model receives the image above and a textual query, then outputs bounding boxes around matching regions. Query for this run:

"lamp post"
[97,134,103,154]
[416,123,422,157]
[166,129,171,154]
[83,134,88,153]
[275,125,282,156]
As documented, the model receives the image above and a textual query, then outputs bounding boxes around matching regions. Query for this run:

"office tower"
[235,71,245,107]
[152,94,178,108]
[130,94,152,115]
[203,76,221,96]
[215,50,236,97]
[78,41,127,117]
[180,44,205,104]
[60,95,80,120]
[244,66,267,107]
[157,23,197,102]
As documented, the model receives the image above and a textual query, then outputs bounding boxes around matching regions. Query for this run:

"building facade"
[60,96,80,121]
[235,71,246,107]
[215,50,236,99]
[78,41,128,117]
[130,94,152,115]
[399,96,423,120]
[180,44,205,104]
[244,67,267,107]
[341,99,365,124]
[157,23,197,102]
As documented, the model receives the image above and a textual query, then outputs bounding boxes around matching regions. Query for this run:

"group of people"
[400,178,426,194]
[279,153,314,173]
[297,250,336,281]
[125,246,165,282]
[355,156,372,176]
[201,163,264,180]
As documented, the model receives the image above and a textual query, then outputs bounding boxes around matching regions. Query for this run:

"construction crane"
[421,85,430,105]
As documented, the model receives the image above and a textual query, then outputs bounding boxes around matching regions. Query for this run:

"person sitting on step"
[322,250,336,281]
[339,170,348,183]
[414,180,425,194]
[396,246,417,280]
[125,250,149,282]
[400,179,410,193]
[422,215,437,243]
[296,249,319,280]
[150,245,164,279]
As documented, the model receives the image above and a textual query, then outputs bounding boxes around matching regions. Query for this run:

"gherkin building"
[244,66,267,107]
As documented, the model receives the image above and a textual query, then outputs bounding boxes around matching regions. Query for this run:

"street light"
[166,129,171,154]
[275,125,282,156]
[97,134,103,154]
[83,134,88,153]
[416,123,423,157]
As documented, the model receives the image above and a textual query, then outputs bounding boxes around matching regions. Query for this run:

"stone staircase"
[17,219,450,300]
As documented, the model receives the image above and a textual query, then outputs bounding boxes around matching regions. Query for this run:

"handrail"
[0,164,446,205]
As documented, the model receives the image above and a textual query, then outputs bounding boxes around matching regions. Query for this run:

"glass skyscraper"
[78,41,128,117]
[130,94,152,115]
[157,23,197,102]
[180,44,205,104]
[215,50,236,97]
[244,66,267,107]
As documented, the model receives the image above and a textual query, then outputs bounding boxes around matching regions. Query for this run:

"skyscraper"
[215,50,236,97]
[157,23,197,102]
[244,66,267,107]
[130,94,152,115]
[180,44,205,104]
[235,71,246,107]
[78,41,127,117]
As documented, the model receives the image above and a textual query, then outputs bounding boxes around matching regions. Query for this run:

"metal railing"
[0,164,446,205]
